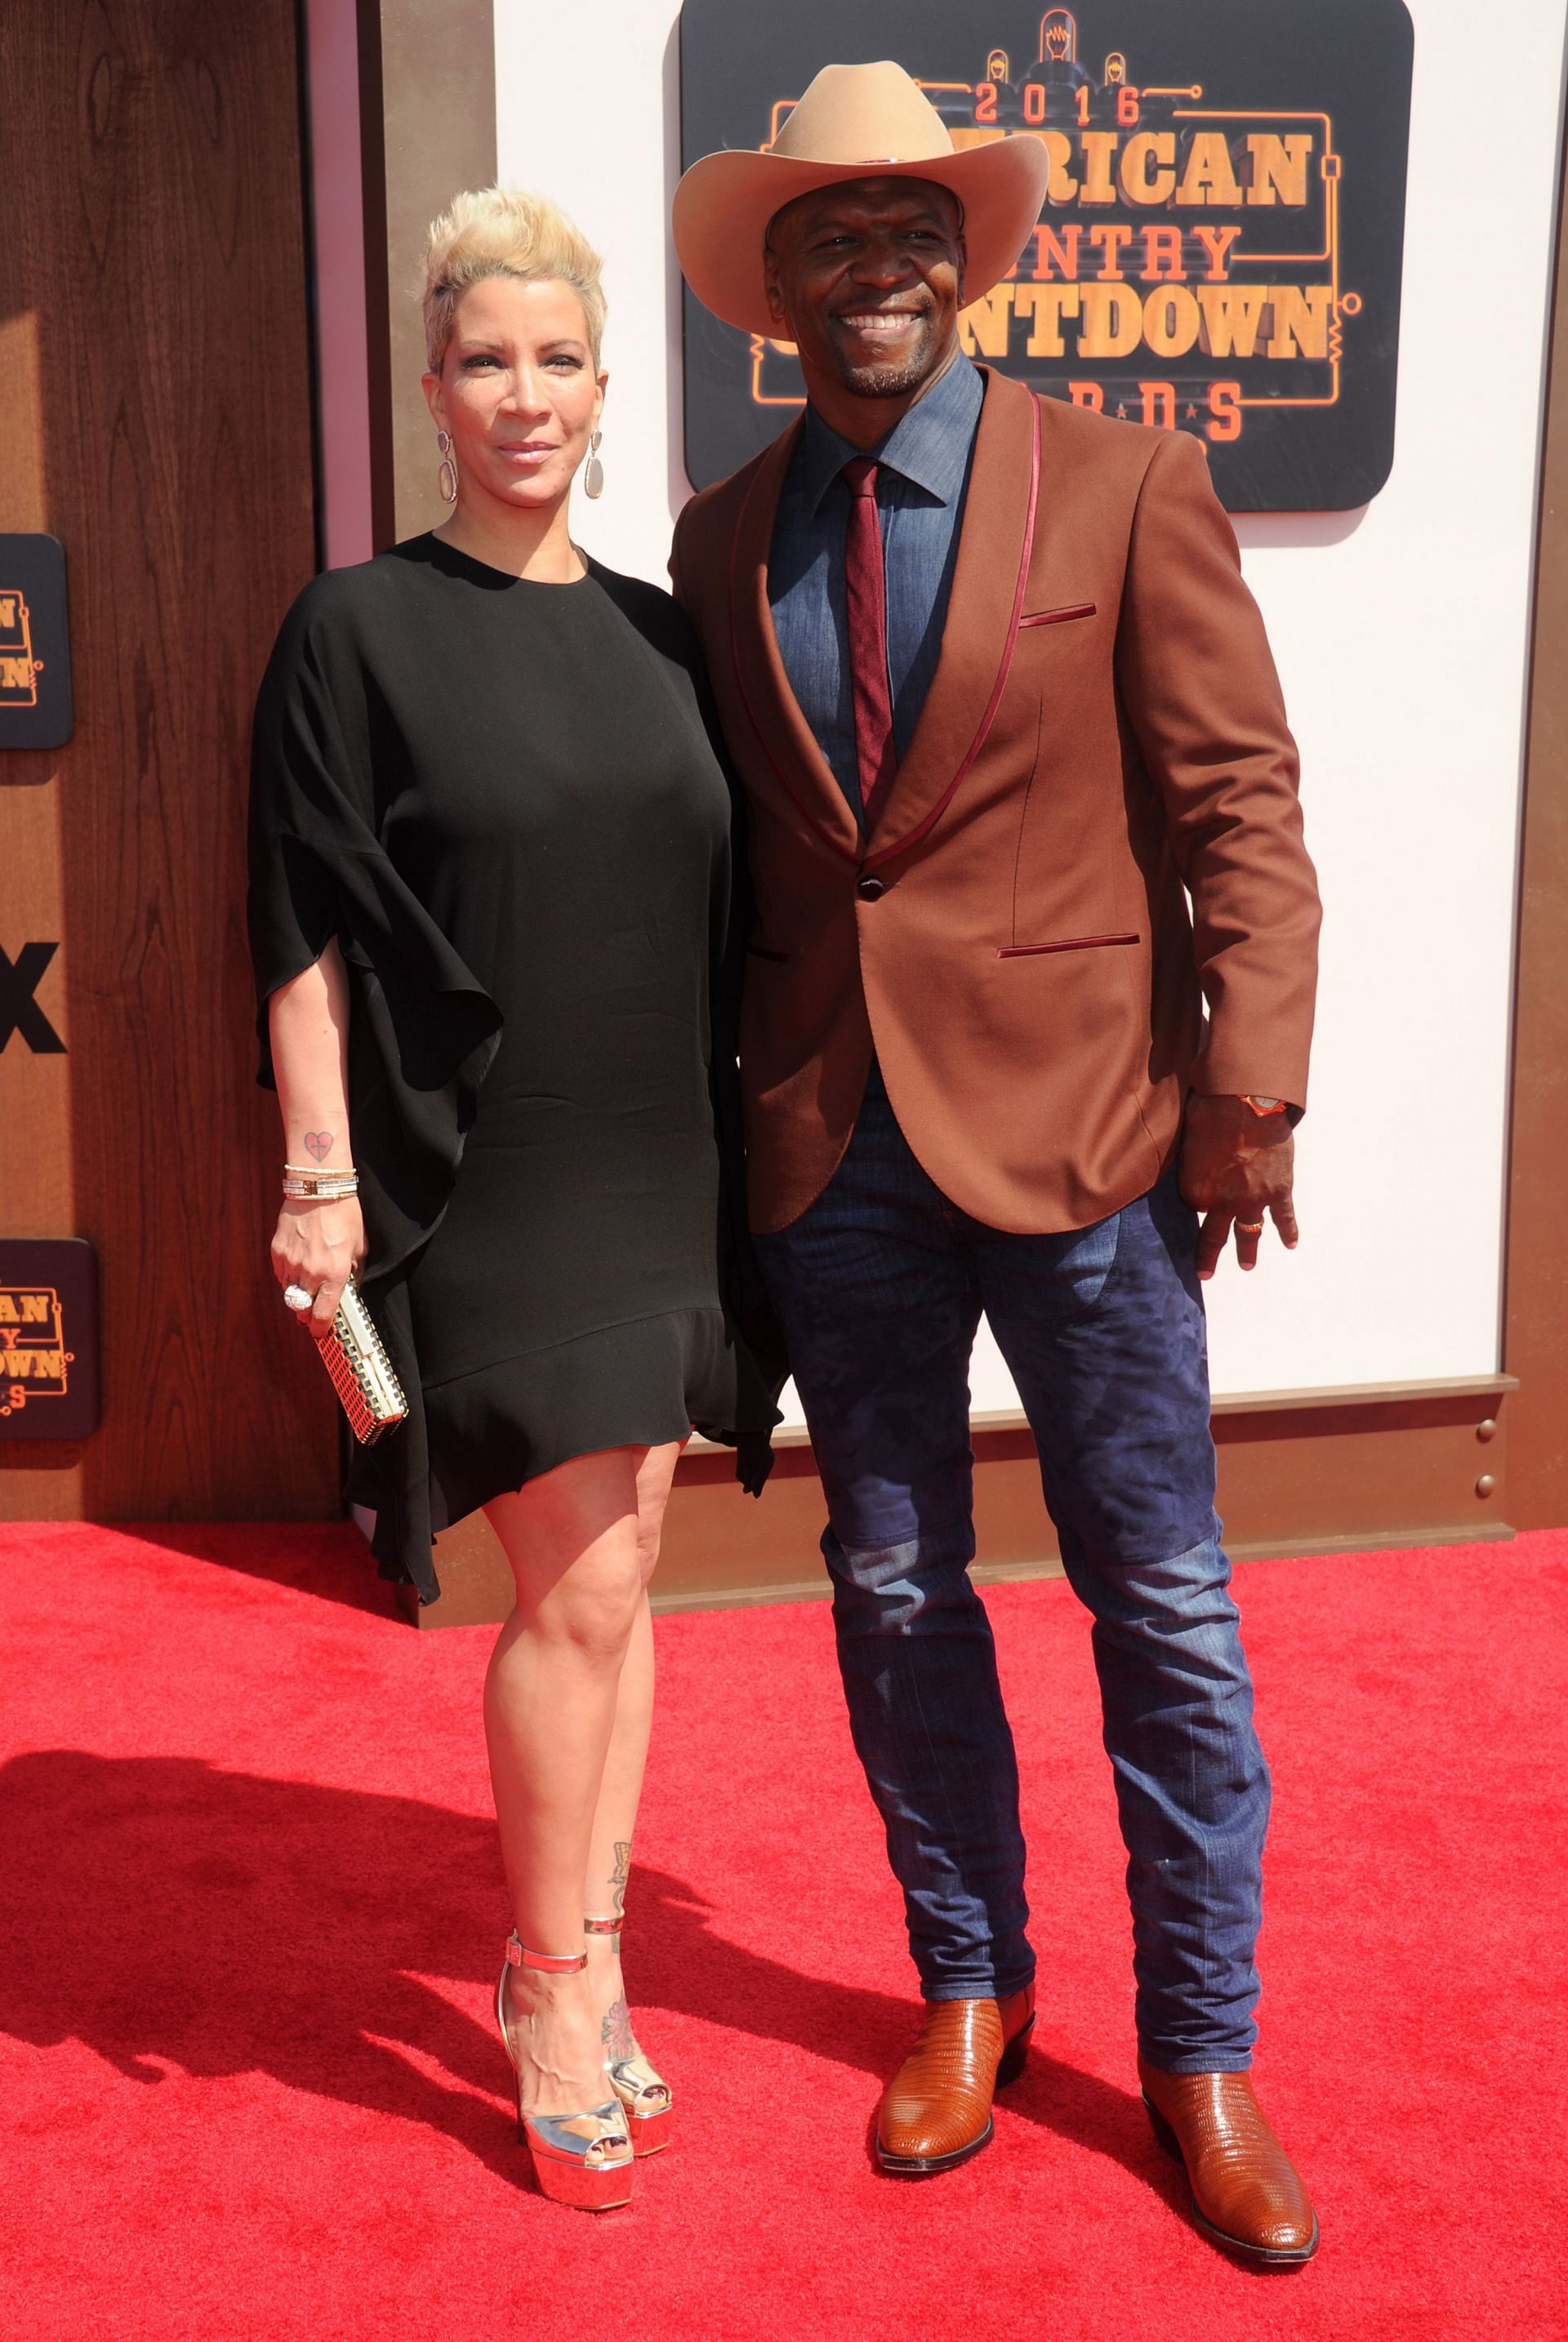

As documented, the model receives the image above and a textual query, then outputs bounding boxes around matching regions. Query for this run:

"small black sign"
[679,0,1413,511]
[0,534,73,750]
[0,1239,99,1440]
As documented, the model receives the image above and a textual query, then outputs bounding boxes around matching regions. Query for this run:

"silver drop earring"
[583,429,604,501]
[436,429,458,505]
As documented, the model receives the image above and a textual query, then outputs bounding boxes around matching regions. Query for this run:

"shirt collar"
[794,354,984,520]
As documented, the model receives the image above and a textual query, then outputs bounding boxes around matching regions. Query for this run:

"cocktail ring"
[283,1284,314,1311]
[1235,1222,1266,1236]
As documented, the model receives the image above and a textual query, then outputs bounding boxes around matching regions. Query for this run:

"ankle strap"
[505,1930,586,1974]
[584,1912,623,1937]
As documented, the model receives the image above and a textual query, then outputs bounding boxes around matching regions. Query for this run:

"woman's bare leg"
[483,1445,654,2120]
[582,1442,681,2057]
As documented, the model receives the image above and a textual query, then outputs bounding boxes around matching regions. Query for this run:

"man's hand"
[1178,1094,1298,1280]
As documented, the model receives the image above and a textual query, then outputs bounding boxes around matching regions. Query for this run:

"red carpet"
[3,1521,1566,2341]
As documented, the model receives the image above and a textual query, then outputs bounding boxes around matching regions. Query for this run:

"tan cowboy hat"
[673,61,1050,338]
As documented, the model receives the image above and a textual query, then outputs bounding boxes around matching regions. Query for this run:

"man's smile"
[831,305,929,343]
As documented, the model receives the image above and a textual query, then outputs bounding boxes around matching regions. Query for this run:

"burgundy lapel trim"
[728,441,861,867]
[861,388,1042,875]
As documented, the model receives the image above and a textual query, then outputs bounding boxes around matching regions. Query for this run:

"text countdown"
[679,0,1412,510]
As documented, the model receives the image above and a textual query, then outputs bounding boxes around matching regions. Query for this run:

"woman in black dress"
[248,189,778,2211]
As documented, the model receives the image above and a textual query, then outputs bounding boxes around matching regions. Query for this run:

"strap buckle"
[505,1930,588,1974]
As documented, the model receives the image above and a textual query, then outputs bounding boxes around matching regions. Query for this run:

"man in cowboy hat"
[670,63,1321,2264]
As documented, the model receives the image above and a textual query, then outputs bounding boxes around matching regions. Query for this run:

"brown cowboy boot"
[875,1986,1036,2175]
[1138,2057,1319,2264]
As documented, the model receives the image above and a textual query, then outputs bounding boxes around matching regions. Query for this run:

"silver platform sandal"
[586,1911,674,2155]
[496,1933,635,2211]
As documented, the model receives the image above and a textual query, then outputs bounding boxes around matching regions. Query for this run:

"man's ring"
[1236,1222,1266,1236]
[283,1284,314,1311]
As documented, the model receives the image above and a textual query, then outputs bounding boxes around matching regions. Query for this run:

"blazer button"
[856,875,886,901]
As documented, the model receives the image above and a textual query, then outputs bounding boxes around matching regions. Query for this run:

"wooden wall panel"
[0,0,339,1520]
[1504,123,1568,1527]
[404,1377,1517,1628]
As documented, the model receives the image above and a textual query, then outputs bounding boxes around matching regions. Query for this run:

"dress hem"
[418,1302,746,1539]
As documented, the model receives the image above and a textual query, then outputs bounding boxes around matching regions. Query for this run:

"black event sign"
[0,534,73,750]
[0,1240,100,1440]
[678,0,1413,511]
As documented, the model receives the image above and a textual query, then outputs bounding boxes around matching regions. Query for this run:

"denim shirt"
[767,354,984,824]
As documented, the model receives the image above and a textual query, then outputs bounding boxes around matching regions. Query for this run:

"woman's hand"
[265,946,361,1334]
[270,1195,367,1335]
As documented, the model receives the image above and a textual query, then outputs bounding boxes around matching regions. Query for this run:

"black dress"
[248,535,781,1601]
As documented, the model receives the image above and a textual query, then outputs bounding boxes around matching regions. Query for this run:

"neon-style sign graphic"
[679,0,1414,510]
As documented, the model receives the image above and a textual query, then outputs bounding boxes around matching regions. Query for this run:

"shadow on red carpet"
[3,1521,1565,2341]
[0,1747,1189,2220]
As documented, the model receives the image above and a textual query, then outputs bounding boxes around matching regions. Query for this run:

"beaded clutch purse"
[311,1277,408,1445]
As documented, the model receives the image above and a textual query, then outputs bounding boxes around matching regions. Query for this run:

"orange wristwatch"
[1240,1095,1285,1116]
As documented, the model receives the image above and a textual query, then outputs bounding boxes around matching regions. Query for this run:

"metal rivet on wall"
[1475,1473,1497,1498]
[1475,1418,1498,1443]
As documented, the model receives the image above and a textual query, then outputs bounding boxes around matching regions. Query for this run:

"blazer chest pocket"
[1017,601,1097,630]
[996,932,1138,960]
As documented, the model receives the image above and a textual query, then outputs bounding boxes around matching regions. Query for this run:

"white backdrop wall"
[494,0,1567,1418]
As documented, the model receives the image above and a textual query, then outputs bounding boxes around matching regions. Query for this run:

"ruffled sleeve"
[247,577,502,1601]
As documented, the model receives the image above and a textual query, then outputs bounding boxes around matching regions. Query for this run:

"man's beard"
[828,308,943,399]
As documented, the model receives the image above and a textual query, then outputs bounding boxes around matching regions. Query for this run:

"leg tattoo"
[601,1994,637,2060]
[596,1841,636,2059]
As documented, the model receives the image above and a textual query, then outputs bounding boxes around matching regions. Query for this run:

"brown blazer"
[671,368,1321,1237]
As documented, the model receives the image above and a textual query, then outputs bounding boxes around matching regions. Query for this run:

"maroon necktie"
[841,457,898,829]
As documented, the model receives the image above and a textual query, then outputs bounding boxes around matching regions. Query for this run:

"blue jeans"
[755,1093,1269,2072]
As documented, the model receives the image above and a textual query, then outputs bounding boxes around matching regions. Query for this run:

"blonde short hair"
[420,186,606,374]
